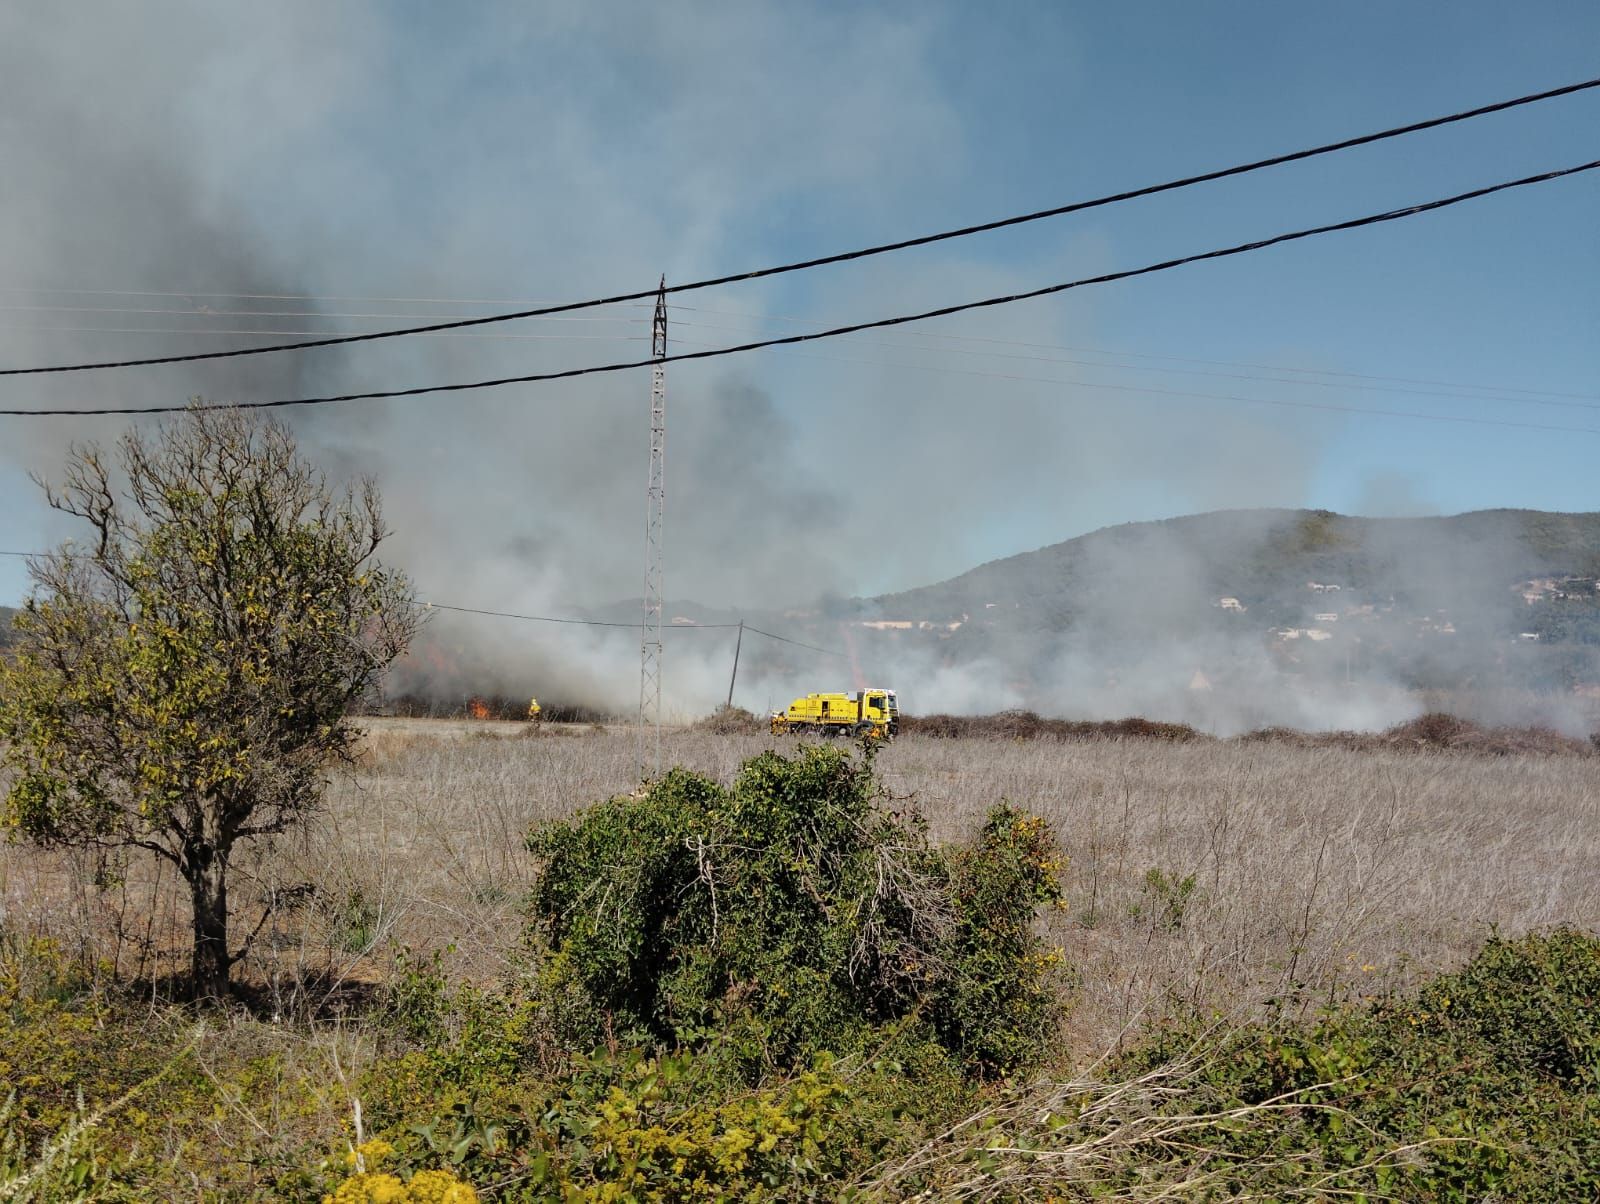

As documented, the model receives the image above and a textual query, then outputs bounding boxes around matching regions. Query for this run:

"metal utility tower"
[639,277,667,775]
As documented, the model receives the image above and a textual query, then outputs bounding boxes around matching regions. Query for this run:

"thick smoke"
[3,5,1592,732]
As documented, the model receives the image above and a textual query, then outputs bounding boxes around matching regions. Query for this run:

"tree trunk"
[186,844,232,1000]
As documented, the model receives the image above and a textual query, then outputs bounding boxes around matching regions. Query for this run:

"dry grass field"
[5,719,1596,1065]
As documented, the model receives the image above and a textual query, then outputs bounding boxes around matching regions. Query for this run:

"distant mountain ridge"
[864,508,1600,624]
[583,508,1600,673]
[832,508,1600,702]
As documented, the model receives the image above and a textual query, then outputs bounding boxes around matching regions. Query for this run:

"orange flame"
[466,697,491,720]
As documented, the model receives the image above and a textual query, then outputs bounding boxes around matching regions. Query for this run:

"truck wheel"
[853,721,871,737]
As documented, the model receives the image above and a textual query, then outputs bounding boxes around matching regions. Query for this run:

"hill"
[866,509,1600,627]
[0,604,16,652]
[824,509,1600,726]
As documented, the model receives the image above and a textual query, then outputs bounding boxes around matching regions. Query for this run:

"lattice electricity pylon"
[639,276,667,777]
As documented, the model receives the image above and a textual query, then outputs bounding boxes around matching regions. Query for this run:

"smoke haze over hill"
[382,508,1600,736]
[2,6,1597,735]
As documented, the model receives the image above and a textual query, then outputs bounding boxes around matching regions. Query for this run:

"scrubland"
[16,721,1592,1041]
[3,722,1598,1199]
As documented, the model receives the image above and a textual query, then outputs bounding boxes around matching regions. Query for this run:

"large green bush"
[524,745,1066,1077]
[1103,927,1600,1200]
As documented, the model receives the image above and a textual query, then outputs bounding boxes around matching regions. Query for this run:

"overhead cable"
[415,600,733,629]
[0,304,640,322]
[0,565,843,657]
[741,626,848,658]
[670,322,1600,413]
[5,158,1595,418]
[4,75,1598,377]
[418,604,844,657]
[669,306,1600,403]
[669,339,1600,435]
[5,325,643,343]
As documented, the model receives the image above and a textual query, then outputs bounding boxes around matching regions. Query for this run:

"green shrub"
[933,806,1069,1075]
[360,1034,977,1203]
[0,935,342,1200]
[365,951,547,1127]
[1130,866,1196,930]
[1107,927,1600,1200]
[525,745,1065,1077]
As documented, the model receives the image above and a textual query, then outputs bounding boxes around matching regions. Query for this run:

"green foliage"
[336,890,380,954]
[525,745,1066,1077]
[0,934,342,1200]
[1418,923,1600,1088]
[933,806,1069,1076]
[0,407,418,995]
[359,1029,975,1203]
[1112,927,1600,1200]
[1130,866,1197,929]
[6,903,1596,1199]
[373,951,544,1098]
[530,1050,857,1200]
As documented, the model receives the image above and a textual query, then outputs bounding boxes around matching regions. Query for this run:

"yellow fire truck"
[771,688,899,739]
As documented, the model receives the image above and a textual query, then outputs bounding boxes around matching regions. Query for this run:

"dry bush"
[691,705,767,734]
[853,1054,1403,1201]
[901,711,1208,743]
[1240,711,1597,758]
[908,709,1597,758]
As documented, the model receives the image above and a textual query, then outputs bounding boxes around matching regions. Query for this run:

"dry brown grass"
[4,721,1597,1061]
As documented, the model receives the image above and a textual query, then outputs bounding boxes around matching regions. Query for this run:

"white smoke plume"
[3,5,1594,733]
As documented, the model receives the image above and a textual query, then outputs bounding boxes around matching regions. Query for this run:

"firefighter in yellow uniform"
[527,697,542,728]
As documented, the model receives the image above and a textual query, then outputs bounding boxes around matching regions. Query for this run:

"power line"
[669,307,1600,404]
[30,293,1592,409]
[0,288,648,308]
[0,559,845,656]
[3,325,644,343]
[670,338,1600,436]
[671,324,1600,416]
[415,600,732,629]
[5,158,1595,418]
[373,603,853,658]
[19,304,1589,409]
[4,75,1597,378]
[742,625,848,658]
[0,304,642,323]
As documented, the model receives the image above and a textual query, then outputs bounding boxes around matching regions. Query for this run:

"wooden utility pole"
[726,620,745,710]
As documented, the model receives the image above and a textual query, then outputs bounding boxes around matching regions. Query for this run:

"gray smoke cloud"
[5,4,1587,730]
[850,507,1600,735]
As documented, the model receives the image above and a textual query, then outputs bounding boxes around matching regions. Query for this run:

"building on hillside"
[1313,612,1339,623]
[1216,596,1245,612]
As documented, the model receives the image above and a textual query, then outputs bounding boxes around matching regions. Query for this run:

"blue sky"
[1,1,1596,609]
